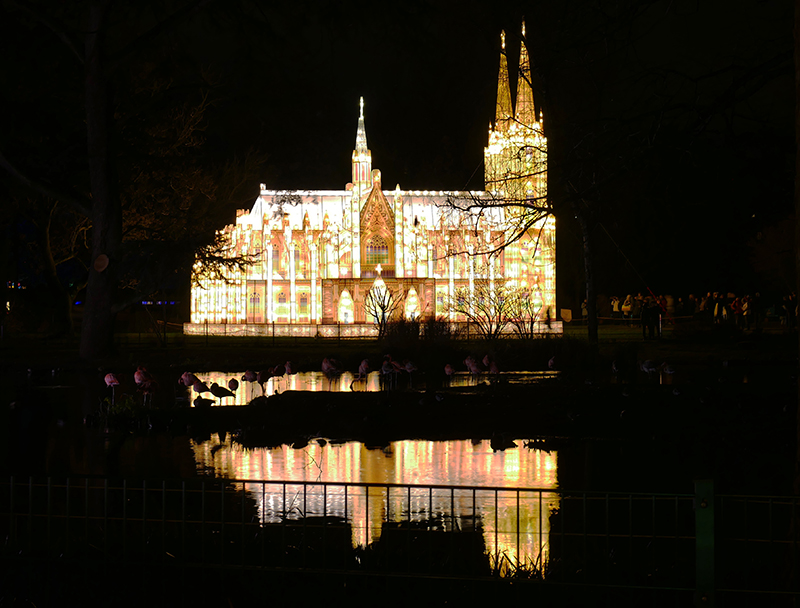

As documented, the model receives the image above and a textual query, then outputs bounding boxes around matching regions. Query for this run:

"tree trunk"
[79,3,121,360]
[573,203,598,345]
[38,209,74,337]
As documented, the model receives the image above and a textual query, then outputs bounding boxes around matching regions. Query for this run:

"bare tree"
[506,286,547,340]
[363,280,403,338]
[446,278,516,341]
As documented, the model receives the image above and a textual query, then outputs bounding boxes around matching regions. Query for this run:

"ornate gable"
[360,185,395,274]
[360,186,394,235]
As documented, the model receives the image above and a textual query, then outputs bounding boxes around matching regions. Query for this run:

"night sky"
[1,0,795,310]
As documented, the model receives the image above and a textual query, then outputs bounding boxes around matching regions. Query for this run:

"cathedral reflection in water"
[192,438,559,569]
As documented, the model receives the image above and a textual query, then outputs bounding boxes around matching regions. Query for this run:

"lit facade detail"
[185,24,558,337]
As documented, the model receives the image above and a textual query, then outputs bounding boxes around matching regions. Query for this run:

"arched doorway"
[338,289,354,324]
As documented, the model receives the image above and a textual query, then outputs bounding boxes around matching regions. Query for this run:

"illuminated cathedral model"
[185,25,558,337]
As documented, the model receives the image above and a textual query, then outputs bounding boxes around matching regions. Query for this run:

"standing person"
[753,292,763,330]
[686,294,697,318]
[641,298,650,339]
[714,293,724,325]
[611,296,620,321]
[633,293,644,325]
[622,295,633,323]
[581,299,588,324]
[742,295,752,330]
[731,296,743,328]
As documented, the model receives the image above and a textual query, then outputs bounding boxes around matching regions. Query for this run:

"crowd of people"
[580,291,797,337]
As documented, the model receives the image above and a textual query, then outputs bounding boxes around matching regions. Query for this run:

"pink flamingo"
[350,358,370,391]
[192,379,210,394]
[483,355,499,375]
[139,378,158,408]
[104,373,120,405]
[178,371,199,387]
[256,369,272,395]
[134,366,152,388]
[464,356,483,375]
[228,378,239,392]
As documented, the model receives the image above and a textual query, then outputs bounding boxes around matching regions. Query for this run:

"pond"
[186,369,561,405]
[191,435,559,567]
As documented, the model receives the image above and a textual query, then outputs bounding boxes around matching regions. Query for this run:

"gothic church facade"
[184,25,557,337]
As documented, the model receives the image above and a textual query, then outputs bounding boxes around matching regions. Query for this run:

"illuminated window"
[299,294,308,313]
[365,236,389,265]
[272,246,280,271]
[249,293,260,305]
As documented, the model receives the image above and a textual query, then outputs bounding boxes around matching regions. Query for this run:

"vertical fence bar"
[122,478,128,561]
[220,481,225,565]
[142,480,146,561]
[495,489,499,571]
[694,479,716,607]
[103,478,108,558]
[181,480,186,561]
[9,476,15,548]
[516,490,520,567]
[241,481,246,567]
[28,477,33,555]
[47,477,51,554]
[628,494,633,586]
[65,478,70,556]
[605,493,610,579]
[201,480,206,565]
[161,480,166,565]
[84,478,89,559]
[261,481,266,568]
[539,490,543,570]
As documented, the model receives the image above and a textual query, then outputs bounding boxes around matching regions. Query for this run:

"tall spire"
[352,96,373,194]
[355,96,369,154]
[515,21,536,127]
[495,31,513,131]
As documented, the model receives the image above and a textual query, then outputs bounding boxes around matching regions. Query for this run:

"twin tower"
[485,23,547,209]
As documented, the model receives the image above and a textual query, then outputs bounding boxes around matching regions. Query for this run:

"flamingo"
[322,357,341,376]
[547,356,556,370]
[350,359,370,391]
[380,356,398,389]
[139,378,158,408]
[178,371,199,387]
[639,359,658,379]
[284,361,295,375]
[464,356,483,375]
[104,373,120,405]
[192,379,211,394]
[403,359,418,387]
[241,370,257,383]
[210,382,235,402]
[483,355,499,375]
[193,396,215,409]
[134,366,152,388]
[228,378,239,392]
[256,369,272,395]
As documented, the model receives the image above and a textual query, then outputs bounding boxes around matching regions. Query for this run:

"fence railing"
[1,476,798,605]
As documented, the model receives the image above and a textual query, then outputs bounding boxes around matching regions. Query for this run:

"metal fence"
[1,476,798,606]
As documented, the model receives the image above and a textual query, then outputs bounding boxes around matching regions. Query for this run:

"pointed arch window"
[365,235,389,265]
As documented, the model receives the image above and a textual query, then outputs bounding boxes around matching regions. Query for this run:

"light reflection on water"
[192,437,559,569]
[188,370,560,406]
